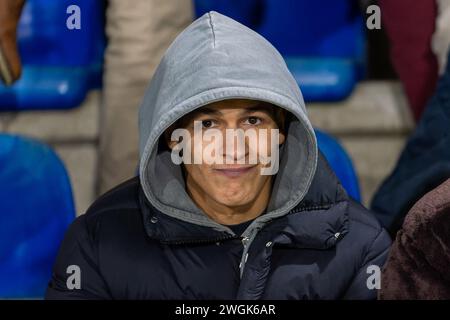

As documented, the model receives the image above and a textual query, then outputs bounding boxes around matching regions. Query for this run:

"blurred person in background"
[371,1,450,236]
[380,179,450,299]
[376,48,450,299]
[378,0,439,122]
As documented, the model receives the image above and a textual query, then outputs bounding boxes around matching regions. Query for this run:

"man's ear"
[278,131,286,146]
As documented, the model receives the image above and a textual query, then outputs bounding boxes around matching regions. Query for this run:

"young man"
[46,12,391,300]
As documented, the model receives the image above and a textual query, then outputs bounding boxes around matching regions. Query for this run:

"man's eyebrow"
[189,107,222,117]
[243,104,276,115]
[198,107,222,115]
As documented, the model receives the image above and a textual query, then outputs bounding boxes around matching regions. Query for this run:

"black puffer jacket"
[46,155,391,300]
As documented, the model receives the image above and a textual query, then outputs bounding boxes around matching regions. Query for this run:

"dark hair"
[163,101,288,149]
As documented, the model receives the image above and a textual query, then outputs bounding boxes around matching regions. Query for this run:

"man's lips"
[212,165,256,178]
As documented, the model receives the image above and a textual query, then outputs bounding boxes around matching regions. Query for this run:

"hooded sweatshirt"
[46,12,391,300]
[138,11,317,256]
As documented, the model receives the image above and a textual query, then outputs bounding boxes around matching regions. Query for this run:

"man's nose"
[221,128,249,163]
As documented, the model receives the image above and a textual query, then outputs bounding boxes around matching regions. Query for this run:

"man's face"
[167,99,285,209]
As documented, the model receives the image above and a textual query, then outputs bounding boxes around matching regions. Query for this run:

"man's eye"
[245,117,261,125]
[201,120,215,128]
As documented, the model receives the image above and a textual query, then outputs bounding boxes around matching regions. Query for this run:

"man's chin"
[212,194,254,209]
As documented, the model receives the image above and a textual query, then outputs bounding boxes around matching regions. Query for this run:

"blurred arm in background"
[379,0,438,121]
[0,0,25,85]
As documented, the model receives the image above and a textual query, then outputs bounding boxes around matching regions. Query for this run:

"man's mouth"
[212,165,256,178]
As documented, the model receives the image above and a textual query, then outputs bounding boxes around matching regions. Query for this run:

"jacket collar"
[140,153,350,249]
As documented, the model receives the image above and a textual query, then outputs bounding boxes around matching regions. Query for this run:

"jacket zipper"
[160,202,343,277]
[237,203,339,277]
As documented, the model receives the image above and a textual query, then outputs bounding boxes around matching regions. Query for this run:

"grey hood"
[138,11,318,234]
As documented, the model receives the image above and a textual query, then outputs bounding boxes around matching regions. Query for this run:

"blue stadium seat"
[316,129,361,202]
[0,0,105,110]
[195,0,365,101]
[0,134,75,298]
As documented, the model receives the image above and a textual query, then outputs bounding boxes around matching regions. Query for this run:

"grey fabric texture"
[138,11,318,233]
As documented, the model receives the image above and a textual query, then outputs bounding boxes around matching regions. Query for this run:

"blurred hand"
[0,0,25,86]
